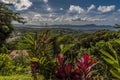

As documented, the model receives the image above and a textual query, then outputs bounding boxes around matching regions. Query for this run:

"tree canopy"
[0,2,25,47]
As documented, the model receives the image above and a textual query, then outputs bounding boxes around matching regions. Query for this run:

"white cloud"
[87,4,95,12]
[43,0,48,3]
[69,5,84,14]
[97,5,115,13]
[49,14,53,17]
[15,0,32,10]
[1,0,11,4]
[118,9,120,12]
[83,17,106,22]
[2,0,32,10]
[19,11,106,25]
[42,1,52,12]
[70,15,106,22]
[17,5,119,25]
[60,8,63,11]
[20,12,57,25]
[47,7,52,11]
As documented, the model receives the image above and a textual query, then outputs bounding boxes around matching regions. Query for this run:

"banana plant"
[100,41,120,79]
[23,31,55,80]
[24,32,42,80]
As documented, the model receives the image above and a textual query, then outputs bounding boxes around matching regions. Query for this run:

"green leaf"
[25,33,32,39]
[39,57,46,64]
[100,50,115,61]
[86,70,98,78]
[103,57,114,65]
[56,35,68,42]
[107,42,118,60]
[24,34,34,45]
[25,38,33,44]
[38,75,44,80]
[60,44,75,54]
[31,58,39,62]
[110,69,120,79]
[115,39,120,45]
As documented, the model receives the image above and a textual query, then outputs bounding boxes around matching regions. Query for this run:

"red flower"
[57,54,64,65]
[77,53,97,78]
[64,63,72,74]
[54,53,98,80]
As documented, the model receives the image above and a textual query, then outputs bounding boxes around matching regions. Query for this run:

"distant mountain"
[14,23,119,32]
[49,24,112,27]
[114,24,120,28]
[13,24,112,28]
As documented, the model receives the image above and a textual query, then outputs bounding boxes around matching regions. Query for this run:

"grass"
[0,74,45,80]
[0,75,33,80]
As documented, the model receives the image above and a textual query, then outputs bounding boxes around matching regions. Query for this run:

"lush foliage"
[80,30,120,48]
[99,40,120,79]
[0,54,30,76]
[1,29,120,80]
[0,75,33,80]
[1,0,120,79]
[54,53,98,80]
[0,2,25,51]
[1,23,120,80]
[0,54,15,75]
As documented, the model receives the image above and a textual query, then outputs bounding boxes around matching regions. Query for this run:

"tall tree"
[0,2,25,48]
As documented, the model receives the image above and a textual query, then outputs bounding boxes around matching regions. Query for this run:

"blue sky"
[1,0,120,25]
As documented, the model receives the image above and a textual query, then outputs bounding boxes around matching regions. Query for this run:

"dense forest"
[1,1,120,80]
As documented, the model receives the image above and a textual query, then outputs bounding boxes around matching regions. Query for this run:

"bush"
[12,55,30,74]
[0,54,15,75]
[53,53,99,80]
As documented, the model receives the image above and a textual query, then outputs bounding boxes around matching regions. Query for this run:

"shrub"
[100,40,120,79]
[0,54,15,75]
[53,53,98,80]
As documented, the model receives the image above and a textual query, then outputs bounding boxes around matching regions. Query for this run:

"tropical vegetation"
[1,1,120,80]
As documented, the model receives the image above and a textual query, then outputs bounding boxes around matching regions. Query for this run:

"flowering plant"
[54,53,98,80]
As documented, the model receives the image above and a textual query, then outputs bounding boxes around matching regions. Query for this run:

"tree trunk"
[31,62,39,80]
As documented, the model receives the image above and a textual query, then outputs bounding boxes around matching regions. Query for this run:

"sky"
[1,0,120,25]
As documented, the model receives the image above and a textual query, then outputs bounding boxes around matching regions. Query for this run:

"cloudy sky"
[1,0,120,25]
